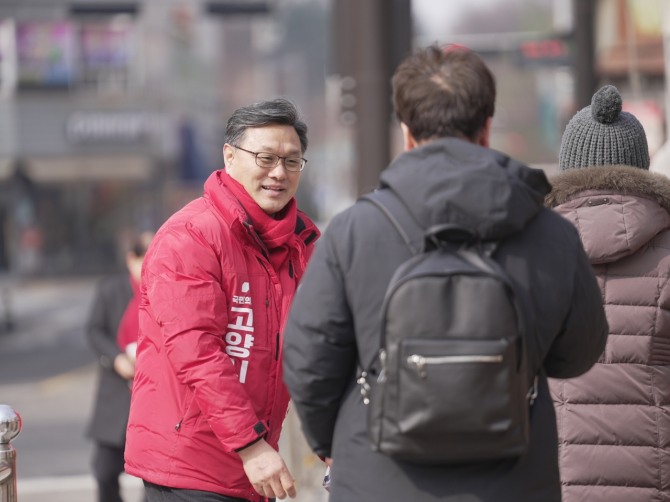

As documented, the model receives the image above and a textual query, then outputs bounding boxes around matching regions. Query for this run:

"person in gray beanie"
[559,85,650,170]
[547,84,670,502]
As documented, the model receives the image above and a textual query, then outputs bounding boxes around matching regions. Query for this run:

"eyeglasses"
[233,145,307,172]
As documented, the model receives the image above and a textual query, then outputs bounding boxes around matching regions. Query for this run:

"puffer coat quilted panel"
[548,165,670,502]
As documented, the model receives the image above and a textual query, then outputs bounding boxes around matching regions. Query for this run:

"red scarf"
[221,170,296,272]
[117,275,140,352]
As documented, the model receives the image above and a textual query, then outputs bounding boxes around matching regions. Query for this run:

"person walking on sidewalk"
[282,44,608,502]
[86,232,152,502]
[547,85,670,502]
[124,98,319,502]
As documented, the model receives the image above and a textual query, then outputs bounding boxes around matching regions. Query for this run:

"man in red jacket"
[124,99,319,502]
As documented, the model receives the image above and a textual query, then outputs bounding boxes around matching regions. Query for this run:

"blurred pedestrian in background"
[283,44,607,502]
[547,84,670,502]
[124,98,319,502]
[86,231,153,502]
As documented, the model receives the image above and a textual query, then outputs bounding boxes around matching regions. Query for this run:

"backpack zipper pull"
[357,371,371,405]
[407,354,427,378]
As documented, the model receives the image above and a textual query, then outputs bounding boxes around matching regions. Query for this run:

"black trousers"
[92,443,147,502]
[144,481,275,502]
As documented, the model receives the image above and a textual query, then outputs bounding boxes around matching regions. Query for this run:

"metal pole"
[332,0,411,196]
[0,405,21,502]
[353,0,392,196]
[573,0,597,108]
[662,1,670,136]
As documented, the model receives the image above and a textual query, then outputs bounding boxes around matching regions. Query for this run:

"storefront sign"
[66,111,151,144]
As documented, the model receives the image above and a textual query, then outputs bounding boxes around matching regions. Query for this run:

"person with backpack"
[282,44,608,502]
[547,85,670,502]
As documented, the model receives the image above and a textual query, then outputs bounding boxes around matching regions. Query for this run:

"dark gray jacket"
[283,138,608,502]
[86,272,133,447]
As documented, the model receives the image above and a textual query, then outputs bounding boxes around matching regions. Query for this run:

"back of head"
[126,231,154,282]
[129,231,154,259]
[559,85,650,170]
[392,44,496,142]
[225,98,308,153]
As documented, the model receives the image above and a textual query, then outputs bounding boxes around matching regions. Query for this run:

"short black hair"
[225,98,308,153]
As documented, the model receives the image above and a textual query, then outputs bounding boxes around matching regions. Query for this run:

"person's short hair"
[129,231,153,258]
[225,98,308,153]
[392,44,496,142]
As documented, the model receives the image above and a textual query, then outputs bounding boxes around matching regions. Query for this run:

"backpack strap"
[357,190,423,397]
[360,190,424,255]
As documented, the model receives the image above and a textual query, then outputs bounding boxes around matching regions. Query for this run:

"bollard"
[0,405,21,502]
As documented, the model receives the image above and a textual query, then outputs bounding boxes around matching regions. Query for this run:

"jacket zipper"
[244,222,269,259]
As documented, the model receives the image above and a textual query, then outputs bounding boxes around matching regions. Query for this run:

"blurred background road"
[0,0,668,500]
[0,277,143,501]
[0,278,326,502]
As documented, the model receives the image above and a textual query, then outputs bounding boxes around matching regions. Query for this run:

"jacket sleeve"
[86,278,123,370]
[543,241,608,378]
[283,225,357,459]
[146,223,266,453]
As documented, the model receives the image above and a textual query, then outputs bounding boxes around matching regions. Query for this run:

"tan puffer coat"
[547,165,670,502]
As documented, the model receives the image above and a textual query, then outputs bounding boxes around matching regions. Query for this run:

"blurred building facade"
[0,0,667,278]
[411,0,666,172]
[0,0,332,277]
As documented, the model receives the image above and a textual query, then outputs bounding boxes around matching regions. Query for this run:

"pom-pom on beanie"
[558,85,650,170]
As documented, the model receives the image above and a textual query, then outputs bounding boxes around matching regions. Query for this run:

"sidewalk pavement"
[18,474,145,502]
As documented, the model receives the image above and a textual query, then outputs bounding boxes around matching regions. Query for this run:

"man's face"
[223,124,303,215]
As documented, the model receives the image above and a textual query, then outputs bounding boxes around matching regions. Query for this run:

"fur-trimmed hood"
[546,165,670,264]
[546,165,670,212]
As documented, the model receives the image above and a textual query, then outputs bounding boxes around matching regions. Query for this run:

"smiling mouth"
[262,185,285,193]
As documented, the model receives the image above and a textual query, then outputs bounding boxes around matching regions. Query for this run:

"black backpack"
[359,189,538,466]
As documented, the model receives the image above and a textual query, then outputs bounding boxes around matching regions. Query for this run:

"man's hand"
[238,438,297,499]
[113,353,135,380]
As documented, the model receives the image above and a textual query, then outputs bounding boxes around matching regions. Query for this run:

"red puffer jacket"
[124,170,319,501]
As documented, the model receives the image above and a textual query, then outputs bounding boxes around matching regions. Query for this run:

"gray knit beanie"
[558,85,650,170]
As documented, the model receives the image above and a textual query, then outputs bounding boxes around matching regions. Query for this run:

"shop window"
[16,20,77,89]
[78,17,137,93]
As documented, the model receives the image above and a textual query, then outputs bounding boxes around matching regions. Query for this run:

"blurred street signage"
[65,111,152,144]
[206,2,270,16]
[69,3,140,16]
[515,35,573,67]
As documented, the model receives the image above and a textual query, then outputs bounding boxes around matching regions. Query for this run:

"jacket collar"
[547,165,670,264]
[203,170,319,247]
